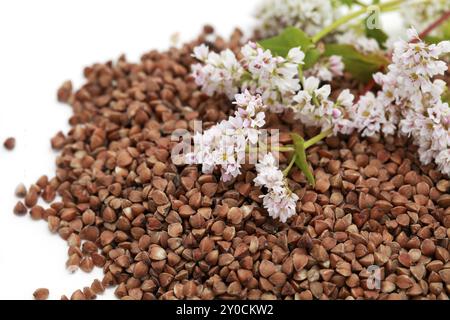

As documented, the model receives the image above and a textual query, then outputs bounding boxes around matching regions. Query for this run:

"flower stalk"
[312,0,407,43]
[283,155,297,177]
[304,128,333,149]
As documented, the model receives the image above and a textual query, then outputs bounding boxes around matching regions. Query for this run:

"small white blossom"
[254,153,298,223]
[351,92,387,137]
[191,47,244,99]
[254,0,339,38]
[262,189,299,223]
[436,149,450,176]
[291,76,349,133]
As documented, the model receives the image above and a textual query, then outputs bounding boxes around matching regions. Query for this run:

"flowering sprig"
[255,153,299,223]
[192,42,304,112]
[187,1,450,223]
[356,28,450,173]
[185,90,267,182]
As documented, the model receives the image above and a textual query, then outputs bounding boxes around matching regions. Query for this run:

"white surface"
[0,1,404,300]
[0,0,258,300]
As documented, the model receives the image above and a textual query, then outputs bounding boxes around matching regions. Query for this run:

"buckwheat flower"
[262,189,299,223]
[292,76,335,129]
[366,29,450,175]
[241,43,304,111]
[436,149,450,176]
[331,89,356,135]
[254,153,298,223]
[336,89,354,109]
[191,46,244,99]
[254,0,338,38]
[254,153,284,192]
[192,44,210,61]
[392,30,450,80]
[287,47,307,65]
[351,92,386,137]
[306,55,344,82]
[431,124,449,151]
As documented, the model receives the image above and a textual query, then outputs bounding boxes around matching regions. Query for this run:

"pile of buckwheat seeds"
[13,27,450,300]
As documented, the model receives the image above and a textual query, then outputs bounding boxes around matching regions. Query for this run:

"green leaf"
[291,133,315,187]
[424,36,445,44]
[365,27,388,49]
[303,48,321,70]
[365,22,388,49]
[259,27,322,72]
[336,0,358,6]
[324,44,389,82]
[259,27,314,57]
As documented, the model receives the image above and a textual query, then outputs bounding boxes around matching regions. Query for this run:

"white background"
[0,0,402,300]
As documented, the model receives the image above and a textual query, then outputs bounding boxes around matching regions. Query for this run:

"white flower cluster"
[254,0,338,38]
[376,28,450,173]
[353,28,450,174]
[192,42,305,112]
[401,0,449,37]
[254,153,298,223]
[185,90,266,182]
[191,44,243,98]
[290,76,355,134]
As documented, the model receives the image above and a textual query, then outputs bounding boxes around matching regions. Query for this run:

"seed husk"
[3,137,16,150]
[80,256,94,273]
[24,189,38,208]
[30,205,45,220]
[70,290,86,300]
[149,246,167,261]
[15,183,27,198]
[57,80,72,102]
[259,260,276,278]
[13,201,27,215]
[91,279,105,294]
[33,288,49,300]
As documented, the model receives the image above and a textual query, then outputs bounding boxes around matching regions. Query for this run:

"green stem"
[353,0,368,7]
[283,155,297,177]
[312,0,406,43]
[304,128,333,149]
